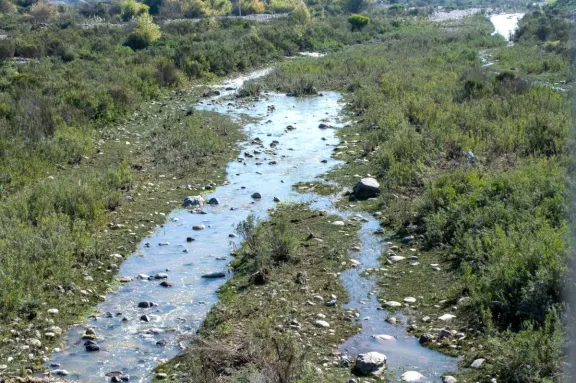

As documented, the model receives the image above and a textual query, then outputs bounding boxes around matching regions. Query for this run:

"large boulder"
[183,196,205,208]
[352,178,380,199]
[354,352,387,377]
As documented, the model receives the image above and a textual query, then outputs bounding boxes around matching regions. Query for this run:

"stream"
[46,13,524,382]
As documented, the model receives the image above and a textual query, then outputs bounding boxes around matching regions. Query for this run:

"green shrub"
[348,14,370,31]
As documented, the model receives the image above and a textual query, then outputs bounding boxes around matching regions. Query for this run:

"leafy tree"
[125,13,161,49]
[29,1,58,24]
[348,14,369,31]
[291,0,310,24]
[120,0,149,21]
[0,0,16,14]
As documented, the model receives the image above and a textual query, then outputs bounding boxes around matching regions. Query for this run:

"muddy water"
[47,73,345,382]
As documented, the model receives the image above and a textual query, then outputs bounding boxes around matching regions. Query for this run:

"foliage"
[29,1,58,24]
[0,0,16,14]
[348,13,369,31]
[120,0,149,21]
[259,14,570,381]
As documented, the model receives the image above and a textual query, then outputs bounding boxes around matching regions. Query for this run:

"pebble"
[192,225,205,231]
[383,301,402,308]
[332,221,345,226]
[404,297,417,303]
[315,320,330,328]
[470,358,486,368]
[438,314,456,321]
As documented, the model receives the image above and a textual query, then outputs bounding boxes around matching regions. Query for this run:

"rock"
[401,371,425,381]
[383,301,402,308]
[159,281,174,287]
[442,377,457,383]
[315,320,330,328]
[138,301,155,308]
[352,178,380,199]
[207,198,220,205]
[47,308,59,315]
[119,277,132,283]
[156,338,168,346]
[372,334,395,341]
[402,235,415,244]
[140,315,151,322]
[183,196,204,208]
[193,225,205,231]
[354,352,387,377]
[388,255,405,262]
[274,196,281,202]
[438,314,456,321]
[404,297,417,303]
[251,192,262,199]
[186,237,194,242]
[457,296,471,305]
[85,340,100,352]
[154,273,168,279]
[419,333,434,344]
[326,299,337,307]
[202,272,226,279]
[385,317,397,324]
[332,221,345,226]
[318,123,330,129]
[422,316,431,323]
[156,373,168,379]
[470,358,486,369]
[52,369,69,376]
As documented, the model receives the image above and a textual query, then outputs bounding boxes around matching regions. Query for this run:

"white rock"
[438,314,456,321]
[442,376,458,383]
[470,358,486,368]
[401,371,425,381]
[388,256,405,262]
[404,297,417,303]
[372,334,395,341]
[315,320,330,328]
[332,221,345,226]
[383,301,402,308]
[47,309,59,315]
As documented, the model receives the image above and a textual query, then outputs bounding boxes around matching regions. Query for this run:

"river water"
[46,14,527,379]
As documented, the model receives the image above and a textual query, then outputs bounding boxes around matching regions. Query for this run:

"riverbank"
[193,12,568,382]
[0,10,398,378]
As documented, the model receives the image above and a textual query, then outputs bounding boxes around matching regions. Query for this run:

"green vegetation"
[0,0,572,380]
[250,11,570,382]
[0,2,392,375]
[159,205,360,381]
[348,13,369,30]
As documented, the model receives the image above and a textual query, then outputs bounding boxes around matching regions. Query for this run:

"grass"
[157,204,363,382]
[0,85,245,375]
[239,11,571,383]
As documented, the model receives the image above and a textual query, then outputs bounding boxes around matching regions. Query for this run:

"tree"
[291,0,310,24]
[121,0,149,21]
[348,14,369,31]
[125,13,160,49]
[30,1,58,24]
[0,0,16,14]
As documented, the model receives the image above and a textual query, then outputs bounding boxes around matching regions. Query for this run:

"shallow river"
[48,69,460,380]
